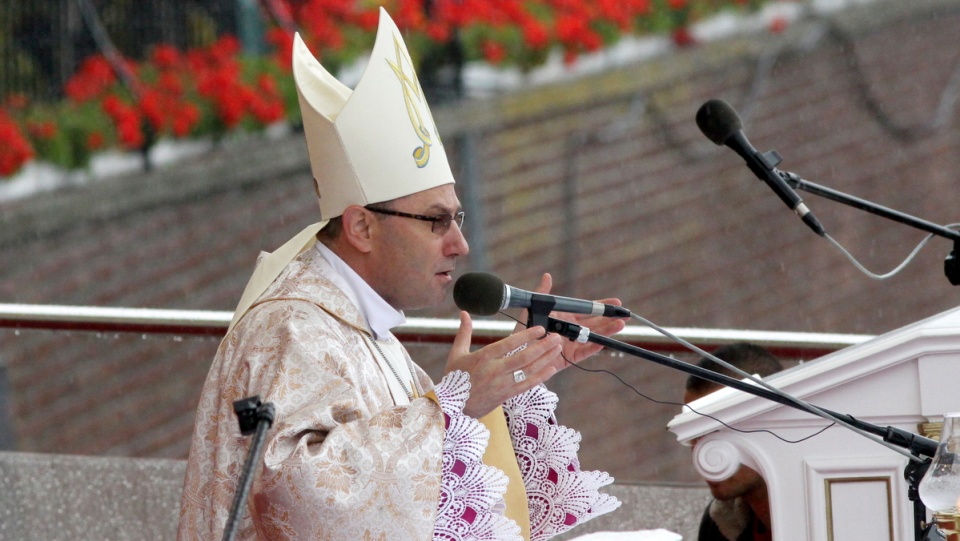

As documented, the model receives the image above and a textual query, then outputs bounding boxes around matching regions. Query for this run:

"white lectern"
[668,306,960,540]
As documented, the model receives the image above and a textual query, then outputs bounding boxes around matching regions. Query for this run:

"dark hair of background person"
[684,342,784,396]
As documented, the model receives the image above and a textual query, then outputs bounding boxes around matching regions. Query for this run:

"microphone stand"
[544,316,945,540]
[221,396,276,541]
[779,171,960,286]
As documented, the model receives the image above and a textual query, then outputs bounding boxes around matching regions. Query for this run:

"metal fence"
[0,302,872,455]
[0,0,243,101]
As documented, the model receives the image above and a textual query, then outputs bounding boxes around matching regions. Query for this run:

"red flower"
[355,8,380,31]
[87,131,106,150]
[521,18,550,50]
[257,73,279,95]
[267,28,294,71]
[555,14,588,45]
[482,40,507,64]
[210,35,242,60]
[672,27,696,47]
[250,96,285,124]
[117,118,144,149]
[27,121,57,141]
[101,95,144,149]
[151,44,181,69]
[139,89,167,132]
[65,55,117,104]
[217,92,246,128]
[426,21,452,42]
[157,72,184,96]
[769,16,789,34]
[172,103,200,137]
[393,0,428,30]
[581,29,603,51]
[598,0,631,29]
[101,95,124,117]
[0,110,34,177]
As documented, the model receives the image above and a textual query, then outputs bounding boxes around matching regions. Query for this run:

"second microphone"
[453,272,631,318]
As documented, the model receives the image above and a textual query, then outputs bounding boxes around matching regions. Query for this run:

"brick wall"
[0,0,958,484]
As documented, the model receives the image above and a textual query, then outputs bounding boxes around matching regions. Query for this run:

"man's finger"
[533,272,552,294]
[482,325,551,361]
[450,311,474,358]
[498,333,562,371]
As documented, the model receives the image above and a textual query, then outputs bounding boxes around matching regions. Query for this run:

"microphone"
[696,99,825,237]
[453,272,631,318]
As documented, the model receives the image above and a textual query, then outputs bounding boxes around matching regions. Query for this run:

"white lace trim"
[504,385,621,540]
[433,371,523,541]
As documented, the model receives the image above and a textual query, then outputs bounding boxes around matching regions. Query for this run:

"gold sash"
[480,407,531,540]
[422,397,530,540]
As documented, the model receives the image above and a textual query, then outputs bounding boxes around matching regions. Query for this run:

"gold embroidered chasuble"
[179,248,448,540]
[178,246,619,541]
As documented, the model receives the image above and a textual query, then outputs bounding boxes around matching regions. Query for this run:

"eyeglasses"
[367,207,465,234]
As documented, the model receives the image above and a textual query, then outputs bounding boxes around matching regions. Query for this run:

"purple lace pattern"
[504,385,621,540]
[432,374,619,541]
[433,371,522,541]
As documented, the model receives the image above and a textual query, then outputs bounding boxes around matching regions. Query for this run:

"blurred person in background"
[683,342,784,541]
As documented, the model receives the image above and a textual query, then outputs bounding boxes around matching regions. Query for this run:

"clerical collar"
[314,242,405,340]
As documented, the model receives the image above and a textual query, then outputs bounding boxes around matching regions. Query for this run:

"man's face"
[368,184,469,311]
[702,463,765,501]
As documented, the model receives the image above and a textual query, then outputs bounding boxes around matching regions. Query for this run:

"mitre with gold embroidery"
[292,7,455,221]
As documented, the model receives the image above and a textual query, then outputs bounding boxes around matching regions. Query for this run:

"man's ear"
[340,206,376,253]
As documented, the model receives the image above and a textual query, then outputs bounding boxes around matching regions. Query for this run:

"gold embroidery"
[386,35,434,168]
[179,250,448,540]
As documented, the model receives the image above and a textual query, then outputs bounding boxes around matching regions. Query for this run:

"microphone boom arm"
[780,171,960,285]
[781,171,960,242]
[545,316,938,458]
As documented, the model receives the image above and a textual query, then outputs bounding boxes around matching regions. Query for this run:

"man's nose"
[445,221,469,256]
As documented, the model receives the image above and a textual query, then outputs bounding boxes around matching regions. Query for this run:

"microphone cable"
[500,311,834,446]
[628,312,922,462]
[500,308,924,461]
[824,224,960,280]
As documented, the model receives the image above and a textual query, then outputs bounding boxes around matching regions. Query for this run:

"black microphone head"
[453,272,505,316]
[696,99,742,146]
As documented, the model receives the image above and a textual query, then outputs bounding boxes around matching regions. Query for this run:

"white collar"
[314,242,406,340]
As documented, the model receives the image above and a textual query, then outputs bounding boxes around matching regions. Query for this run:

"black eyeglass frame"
[367,207,465,234]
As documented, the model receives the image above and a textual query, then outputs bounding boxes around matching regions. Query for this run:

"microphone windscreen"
[453,272,505,316]
[696,99,742,145]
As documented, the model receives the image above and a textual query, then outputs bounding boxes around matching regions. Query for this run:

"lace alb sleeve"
[504,385,621,540]
[432,370,523,541]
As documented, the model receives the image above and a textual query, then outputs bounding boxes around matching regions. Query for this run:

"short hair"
[684,342,783,395]
[316,200,394,244]
[316,216,344,242]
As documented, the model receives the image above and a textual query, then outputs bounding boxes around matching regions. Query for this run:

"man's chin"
[402,292,447,312]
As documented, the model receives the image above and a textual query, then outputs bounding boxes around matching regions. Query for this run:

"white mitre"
[227,8,455,332]
[292,7,455,221]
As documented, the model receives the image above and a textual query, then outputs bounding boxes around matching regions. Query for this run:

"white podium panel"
[668,305,960,540]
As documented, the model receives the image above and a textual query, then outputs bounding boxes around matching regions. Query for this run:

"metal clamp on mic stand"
[906,459,948,541]
[543,315,943,540]
[221,396,276,541]
[526,293,559,330]
[779,171,960,286]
